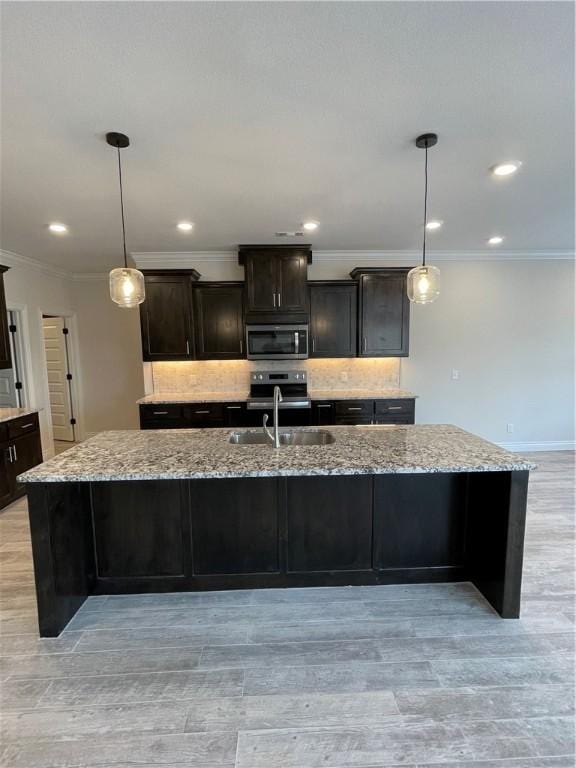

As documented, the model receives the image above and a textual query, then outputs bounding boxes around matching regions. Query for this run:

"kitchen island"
[19,425,534,636]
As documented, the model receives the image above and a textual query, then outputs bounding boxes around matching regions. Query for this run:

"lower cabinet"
[141,399,416,429]
[86,474,468,592]
[0,414,43,510]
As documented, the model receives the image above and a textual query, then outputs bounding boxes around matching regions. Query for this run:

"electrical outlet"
[507,423,514,433]
[451,369,460,380]
[340,371,349,383]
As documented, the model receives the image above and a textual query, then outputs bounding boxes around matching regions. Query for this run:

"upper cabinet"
[139,271,199,361]
[193,283,245,360]
[239,245,311,323]
[351,268,411,357]
[0,267,12,370]
[309,281,357,358]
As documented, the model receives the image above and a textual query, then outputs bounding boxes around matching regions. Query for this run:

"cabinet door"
[277,253,308,313]
[140,275,194,361]
[0,269,12,370]
[359,272,410,357]
[244,253,277,313]
[10,430,43,496]
[286,476,373,572]
[223,404,246,427]
[193,284,244,359]
[310,283,357,357]
[190,478,279,575]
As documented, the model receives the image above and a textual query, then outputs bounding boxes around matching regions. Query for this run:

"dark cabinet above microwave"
[351,268,411,357]
[239,245,311,323]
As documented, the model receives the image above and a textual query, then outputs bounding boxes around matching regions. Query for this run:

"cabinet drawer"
[140,405,183,422]
[334,400,374,418]
[374,399,415,417]
[335,416,373,425]
[374,415,414,425]
[184,403,224,425]
[7,413,40,439]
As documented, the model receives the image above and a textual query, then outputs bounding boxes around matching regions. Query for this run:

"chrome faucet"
[263,385,283,448]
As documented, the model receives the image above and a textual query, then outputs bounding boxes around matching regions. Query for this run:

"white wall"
[72,278,144,436]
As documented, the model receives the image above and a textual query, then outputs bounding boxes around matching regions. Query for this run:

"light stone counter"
[137,389,416,405]
[0,407,40,423]
[19,424,534,483]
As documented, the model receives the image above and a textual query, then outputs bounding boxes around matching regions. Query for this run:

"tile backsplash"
[148,358,400,395]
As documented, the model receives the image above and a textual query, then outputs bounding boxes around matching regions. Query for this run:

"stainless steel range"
[247,370,311,411]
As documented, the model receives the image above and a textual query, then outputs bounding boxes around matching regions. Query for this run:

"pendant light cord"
[422,144,428,268]
[115,146,128,268]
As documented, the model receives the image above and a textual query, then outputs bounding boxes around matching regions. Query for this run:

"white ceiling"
[1,1,574,273]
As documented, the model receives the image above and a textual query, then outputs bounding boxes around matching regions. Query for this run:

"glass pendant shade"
[407,265,440,304]
[109,267,145,308]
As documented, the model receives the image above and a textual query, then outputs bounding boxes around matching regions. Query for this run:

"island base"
[27,471,529,637]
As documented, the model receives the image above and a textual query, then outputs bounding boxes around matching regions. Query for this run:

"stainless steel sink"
[229,430,335,446]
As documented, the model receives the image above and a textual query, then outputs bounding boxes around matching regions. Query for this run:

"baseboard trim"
[498,440,575,452]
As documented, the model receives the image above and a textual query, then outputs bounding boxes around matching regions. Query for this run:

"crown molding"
[0,249,70,279]
[132,249,575,269]
[72,273,109,281]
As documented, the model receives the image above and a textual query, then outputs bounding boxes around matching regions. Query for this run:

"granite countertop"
[19,424,535,483]
[138,389,416,405]
[0,407,39,424]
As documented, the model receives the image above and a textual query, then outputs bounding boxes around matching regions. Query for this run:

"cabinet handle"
[317,404,331,408]
[186,340,190,356]
[239,338,243,354]
[388,406,402,411]
[226,406,241,410]
[19,423,35,429]
[152,411,169,415]
[312,337,315,353]
[347,407,363,411]
[273,293,276,307]
[363,337,367,353]
[277,293,281,307]
[6,447,13,464]
[194,410,210,414]
[12,445,17,462]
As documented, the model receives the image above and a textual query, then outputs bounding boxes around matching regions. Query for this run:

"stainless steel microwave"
[246,325,309,360]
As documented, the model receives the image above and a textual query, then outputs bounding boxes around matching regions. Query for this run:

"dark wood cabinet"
[0,412,42,509]
[193,283,244,360]
[139,271,199,361]
[312,402,335,426]
[351,268,410,357]
[190,478,280,575]
[240,245,310,322]
[309,281,357,358]
[286,476,373,573]
[0,266,12,370]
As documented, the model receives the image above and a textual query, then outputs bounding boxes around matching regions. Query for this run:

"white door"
[42,317,74,441]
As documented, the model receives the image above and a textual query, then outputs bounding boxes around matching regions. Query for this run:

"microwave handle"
[295,331,299,354]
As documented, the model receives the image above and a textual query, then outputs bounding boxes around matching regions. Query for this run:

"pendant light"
[107,132,145,308]
[407,133,440,304]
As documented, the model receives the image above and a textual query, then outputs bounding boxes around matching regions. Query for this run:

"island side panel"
[27,483,95,637]
[465,470,529,618]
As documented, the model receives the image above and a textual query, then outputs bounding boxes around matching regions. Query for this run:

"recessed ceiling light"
[491,162,521,177]
[48,222,68,234]
[302,221,319,231]
[425,220,443,230]
[177,221,194,232]
[488,236,504,245]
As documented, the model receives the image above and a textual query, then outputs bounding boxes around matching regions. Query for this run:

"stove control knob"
[258,374,263,380]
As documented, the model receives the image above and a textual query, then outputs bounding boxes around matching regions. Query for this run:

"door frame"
[37,307,85,451]
[5,303,33,408]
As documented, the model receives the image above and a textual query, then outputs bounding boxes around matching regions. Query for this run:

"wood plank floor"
[0,453,574,767]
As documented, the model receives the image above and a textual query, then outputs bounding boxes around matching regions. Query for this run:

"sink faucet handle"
[262,413,274,443]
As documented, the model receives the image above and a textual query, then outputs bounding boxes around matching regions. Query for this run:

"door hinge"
[62,327,69,335]
[14,382,22,390]
[8,324,17,334]
[66,373,72,381]
[70,418,76,425]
